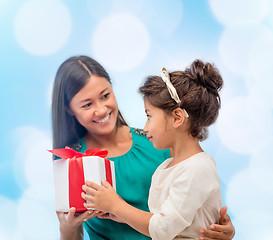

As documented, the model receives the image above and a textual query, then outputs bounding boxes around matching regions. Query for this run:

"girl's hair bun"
[186,59,223,95]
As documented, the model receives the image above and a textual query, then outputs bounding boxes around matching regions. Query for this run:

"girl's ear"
[172,108,186,128]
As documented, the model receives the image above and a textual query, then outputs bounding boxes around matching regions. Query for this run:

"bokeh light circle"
[216,96,273,154]
[219,26,266,76]
[92,13,150,72]
[14,0,71,55]
[209,0,270,27]
[139,0,183,36]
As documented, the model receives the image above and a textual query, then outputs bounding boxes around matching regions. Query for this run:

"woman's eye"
[102,92,110,99]
[82,103,92,108]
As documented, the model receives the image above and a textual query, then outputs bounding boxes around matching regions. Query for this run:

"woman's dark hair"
[139,59,223,141]
[52,55,127,151]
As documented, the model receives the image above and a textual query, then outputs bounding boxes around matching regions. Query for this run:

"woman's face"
[69,75,119,137]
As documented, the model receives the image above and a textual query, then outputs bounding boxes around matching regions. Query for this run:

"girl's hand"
[57,207,103,240]
[82,179,124,213]
[199,206,235,240]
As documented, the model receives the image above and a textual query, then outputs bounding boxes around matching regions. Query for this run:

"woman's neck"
[84,125,132,158]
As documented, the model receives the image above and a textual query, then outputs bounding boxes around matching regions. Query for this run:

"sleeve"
[148,158,218,240]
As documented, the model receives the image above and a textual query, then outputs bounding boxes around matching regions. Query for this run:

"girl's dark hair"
[139,59,223,141]
[52,55,127,151]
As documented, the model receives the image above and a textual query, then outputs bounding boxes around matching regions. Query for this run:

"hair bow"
[161,68,189,118]
[161,67,181,104]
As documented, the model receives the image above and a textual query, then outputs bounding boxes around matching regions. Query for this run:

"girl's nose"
[143,121,149,133]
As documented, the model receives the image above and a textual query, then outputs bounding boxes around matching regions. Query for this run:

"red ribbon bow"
[48,147,112,212]
[48,146,108,159]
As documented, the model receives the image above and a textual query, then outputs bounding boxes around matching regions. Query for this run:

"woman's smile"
[93,112,111,125]
[69,75,119,136]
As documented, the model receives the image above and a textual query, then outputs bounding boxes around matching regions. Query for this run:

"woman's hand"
[98,213,125,223]
[82,179,124,213]
[57,207,103,240]
[199,206,235,240]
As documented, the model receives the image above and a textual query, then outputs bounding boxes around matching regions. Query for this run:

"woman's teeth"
[95,114,110,123]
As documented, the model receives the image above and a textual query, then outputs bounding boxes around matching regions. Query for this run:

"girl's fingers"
[81,192,95,202]
[82,185,97,195]
[84,203,96,209]
[101,179,112,188]
[85,180,101,190]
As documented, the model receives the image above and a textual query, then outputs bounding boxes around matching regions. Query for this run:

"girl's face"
[143,99,173,149]
[69,75,119,137]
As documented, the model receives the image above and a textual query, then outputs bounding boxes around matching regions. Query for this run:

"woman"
[52,55,235,240]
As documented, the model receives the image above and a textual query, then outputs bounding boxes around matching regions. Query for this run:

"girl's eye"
[82,103,92,108]
[146,114,151,119]
[102,92,110,99]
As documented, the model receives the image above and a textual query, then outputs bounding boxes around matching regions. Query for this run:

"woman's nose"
[93,103,107,116]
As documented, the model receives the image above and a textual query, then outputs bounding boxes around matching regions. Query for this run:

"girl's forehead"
[144,99,159,112]
[143,98,152,108]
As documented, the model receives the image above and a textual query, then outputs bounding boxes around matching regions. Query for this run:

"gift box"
[48,147,116,213]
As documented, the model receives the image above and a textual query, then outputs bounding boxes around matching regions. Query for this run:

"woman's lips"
[93,113,111,125]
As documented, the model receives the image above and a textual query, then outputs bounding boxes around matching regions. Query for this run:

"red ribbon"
[48,147,111,212]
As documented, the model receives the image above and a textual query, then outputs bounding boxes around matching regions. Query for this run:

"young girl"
[52,56,235,240]
[81,59,224,240]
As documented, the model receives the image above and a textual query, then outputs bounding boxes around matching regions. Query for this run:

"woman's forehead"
[71,76,113,102]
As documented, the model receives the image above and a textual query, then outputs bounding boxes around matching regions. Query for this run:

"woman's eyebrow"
[100,87,109,95]
[79,88,110,103]
[80,98,91,103]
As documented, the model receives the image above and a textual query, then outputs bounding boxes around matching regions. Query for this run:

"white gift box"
[49,147,115,213]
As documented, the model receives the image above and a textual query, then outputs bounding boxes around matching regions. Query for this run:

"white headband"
[161,67,189,118]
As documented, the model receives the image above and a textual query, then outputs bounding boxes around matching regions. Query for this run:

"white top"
[148,152,222,240]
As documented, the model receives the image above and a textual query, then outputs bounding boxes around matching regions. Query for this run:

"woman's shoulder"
[69,139,84,152]
[130,126,170,158]
[131,127,147,138]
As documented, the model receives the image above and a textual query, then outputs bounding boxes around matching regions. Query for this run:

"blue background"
[1,0,273,239]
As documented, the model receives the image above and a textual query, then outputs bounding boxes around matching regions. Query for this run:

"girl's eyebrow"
[80,88,109,103]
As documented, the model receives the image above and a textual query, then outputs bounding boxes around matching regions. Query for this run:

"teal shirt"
[79,127,170,240]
